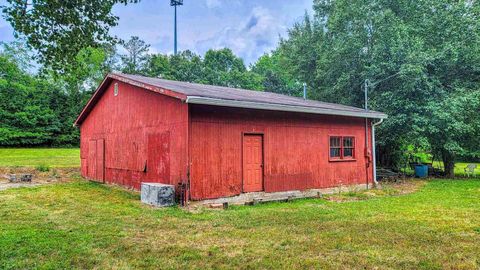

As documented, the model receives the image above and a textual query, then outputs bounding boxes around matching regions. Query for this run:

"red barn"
[75,73,386,202]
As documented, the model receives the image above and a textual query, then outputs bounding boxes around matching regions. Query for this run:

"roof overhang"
[185,96,388,119]
[75,73,387,127]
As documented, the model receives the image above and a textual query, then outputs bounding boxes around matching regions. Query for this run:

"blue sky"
[0,0,312,65]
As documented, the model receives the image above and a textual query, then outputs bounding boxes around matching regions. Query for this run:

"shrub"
[36,164,50,172]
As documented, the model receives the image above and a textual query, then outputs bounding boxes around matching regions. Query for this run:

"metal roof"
[74,73,387,126]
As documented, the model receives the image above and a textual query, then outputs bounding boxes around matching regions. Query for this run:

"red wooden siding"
[80,80,188,190]
[189,105,373,200]
[79,79,375,201]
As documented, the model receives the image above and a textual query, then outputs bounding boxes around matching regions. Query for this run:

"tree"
[203,48,245,87]
[0,41,113,147]
[265,0,480,176]
[1,0,139,73]
[426,90,480,176]
[202,48,262,90]
[145,54,170,78]
[120,36,150,74]
[144,48,264,90]
[251,52,301,96]
[52,46,115,145]
[0,39,35,72]
[0,52,60,145]
[165,50,205,82]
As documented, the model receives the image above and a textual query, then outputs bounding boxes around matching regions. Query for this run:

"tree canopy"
[140,46,264,90]
[0,42,112,146]
[262,0,480,176]
[1,0,139,73]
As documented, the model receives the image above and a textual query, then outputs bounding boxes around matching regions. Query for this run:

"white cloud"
[205,0,221,9]
[195,6,286,64]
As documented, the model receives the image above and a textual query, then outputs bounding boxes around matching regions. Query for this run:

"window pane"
[343,137,353,147]
[330,137,340,147]
[344,148,353,157]
[330,148,341,158]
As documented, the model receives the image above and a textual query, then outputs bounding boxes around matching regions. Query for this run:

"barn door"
[87,140,97,180]
[87,139,105,183]
[242,134,264,192]
[96,139,105,183]
[147,132,170,182]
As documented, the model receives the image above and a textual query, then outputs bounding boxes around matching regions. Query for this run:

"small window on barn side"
[330,137,341,158]
[329,136,355,160]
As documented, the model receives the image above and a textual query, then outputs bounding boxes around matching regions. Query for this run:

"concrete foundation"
[141,183,175,207]
[191,184,369,206]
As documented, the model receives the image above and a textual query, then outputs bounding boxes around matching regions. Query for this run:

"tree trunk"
[442,151,455,178]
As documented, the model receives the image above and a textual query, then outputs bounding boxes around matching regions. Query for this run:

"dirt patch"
[325,179,426,202]
[0,167,80,191]
[381,178,427,194]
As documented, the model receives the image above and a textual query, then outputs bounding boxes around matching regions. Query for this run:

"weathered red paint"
[80,80,188,190]
[79,79,374,201]
[188,105,373,200]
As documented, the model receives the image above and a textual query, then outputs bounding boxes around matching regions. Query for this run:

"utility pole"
[303,83,307,99]
[364,79,369,110]
[364,79,370,187]
[363,73,400,185]
[170,0,183,55]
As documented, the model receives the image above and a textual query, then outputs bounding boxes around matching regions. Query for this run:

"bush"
[36,164,50,172]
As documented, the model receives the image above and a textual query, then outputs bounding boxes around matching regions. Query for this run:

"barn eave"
[185,96,387,119]
[74,73,387,127]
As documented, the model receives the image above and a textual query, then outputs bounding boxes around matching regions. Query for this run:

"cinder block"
[141,183,175,207]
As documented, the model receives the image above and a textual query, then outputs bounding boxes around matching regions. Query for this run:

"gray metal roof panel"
[113,73,387,119]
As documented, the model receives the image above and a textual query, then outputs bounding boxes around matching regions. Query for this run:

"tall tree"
[1,0,139,73]
[265,0,480,176]
[120,36,150,74]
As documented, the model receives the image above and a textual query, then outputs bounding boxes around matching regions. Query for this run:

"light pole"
[170,0,183,55]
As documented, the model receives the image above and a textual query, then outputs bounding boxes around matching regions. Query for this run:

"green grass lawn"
[0,179,479,269]
[0,148,80,168]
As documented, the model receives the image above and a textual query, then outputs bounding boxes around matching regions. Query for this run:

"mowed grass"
[0,148,80,168]
[1,179,479,269]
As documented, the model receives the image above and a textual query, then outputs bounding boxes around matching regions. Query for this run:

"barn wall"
[80,80,188,190]
[189,105,373,200]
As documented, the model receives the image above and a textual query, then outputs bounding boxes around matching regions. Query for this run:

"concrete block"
[7,174,17,183]
[141,183,175,207]
[20,174,33,182]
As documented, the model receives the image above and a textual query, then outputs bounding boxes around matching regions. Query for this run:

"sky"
[0,0,313,65]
